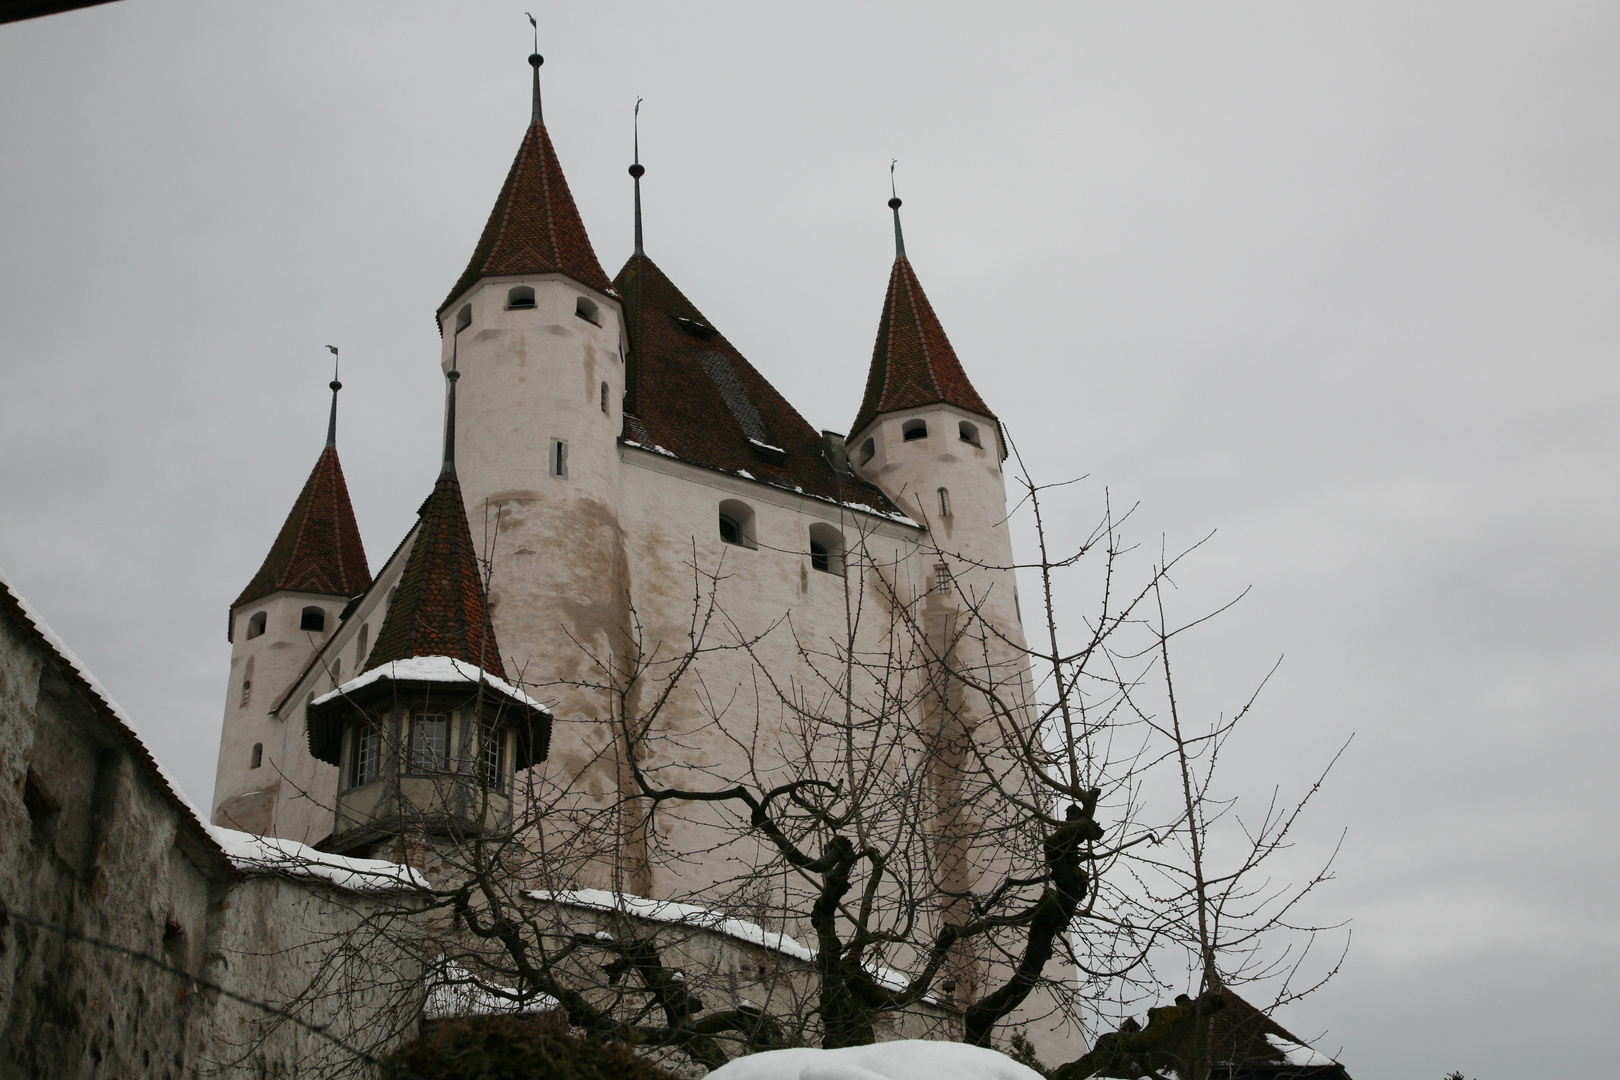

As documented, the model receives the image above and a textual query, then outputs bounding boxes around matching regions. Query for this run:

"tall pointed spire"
[630,98,645,256]
[361,360,505,679]
[849,189,996,440]
[439,46,612,317]
[889,160,906,260]
[232,376,371,627]
[324,345,341,448]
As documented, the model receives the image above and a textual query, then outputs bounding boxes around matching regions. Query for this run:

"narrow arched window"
[576,296,600,325]
[958,420,981,447]
[549,438,569,478]
[455,304,472,333]
[250,743,262,769]
[718,499,756,548]
[355,624,369,667]
[239,656,255,707]
[601,381,610,414]
[330,658,342,690]
[902,418,927,441]
[808,523,845,576]
[300,606,326,633]
[507,285,536,309]
[246,611,267,639]
[938,487,952,518]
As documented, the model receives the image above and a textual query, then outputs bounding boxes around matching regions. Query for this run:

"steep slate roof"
[439,114,614,317]
[362,468,506,681]
[613,252,900,515]
[849,255,995,439]
[232,444,371,621]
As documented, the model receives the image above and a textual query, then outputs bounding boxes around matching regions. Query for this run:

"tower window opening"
[717,499,756,548]
[959,420,981,447]
[330,658,342,689]
[481,722,507,793]
[859,438,875,465]
[507,285,536,310]
[549,438,569,478]
[239,656,255,707]
[601,381,610,414]
[934,562,954,596]
[454,304,472,333]
[355,624,369,667]
[350,723,380,788]
[808,523,845,576]
[409,713,450,774]
[938,487,952,518]
[250,743,262,769]
[575,296,600,325]
[246,611,267,639]
[300,606,326,633]
[902,418,928,441]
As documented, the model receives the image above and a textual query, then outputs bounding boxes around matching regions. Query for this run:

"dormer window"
[673,316,715,340]
[959,421,981,447]
[902,419,928,441]
[300,606,326,633]
[455,304,472,333]
[507,285,536,310]
[576,296,600,325]
[246,611,267,639]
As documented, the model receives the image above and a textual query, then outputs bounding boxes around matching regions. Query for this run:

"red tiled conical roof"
[439,117,613,317]
[849,256,995,439]
[362,469,505,680]
[232,445,371,620]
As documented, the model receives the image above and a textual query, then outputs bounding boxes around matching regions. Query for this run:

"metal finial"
[888,160,906,260]
[324,345,341,448]
[526,13,544,123]
[630,98,645,256]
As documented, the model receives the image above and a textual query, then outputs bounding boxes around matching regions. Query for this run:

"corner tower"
[213,379,371,833]
[435,51,628,689]
[848,194,1018,628]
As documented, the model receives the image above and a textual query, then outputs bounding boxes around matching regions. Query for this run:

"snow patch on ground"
[706,1040,1043,1080]
[312,655,547,712]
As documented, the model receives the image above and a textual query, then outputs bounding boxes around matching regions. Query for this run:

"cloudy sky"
[2,2,1616,1076]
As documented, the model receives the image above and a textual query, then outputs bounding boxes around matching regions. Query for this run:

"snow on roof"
[208,827,426,893]
[1264,1034,1338,1068]
[312,656,548,712]
[423,960,559,1021]
[526,889,934,1000]
[706,1040,1043,1080]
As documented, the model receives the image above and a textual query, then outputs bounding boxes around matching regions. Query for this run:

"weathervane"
[888,160,906,259]
[630,98,646,255]
[323,345,342,448]
[526,13,544,123]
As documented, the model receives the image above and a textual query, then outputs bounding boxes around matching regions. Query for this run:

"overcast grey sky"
[2,3,1616,1077]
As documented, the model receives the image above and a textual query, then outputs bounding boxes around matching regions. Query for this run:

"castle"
[206,48,1057,1052]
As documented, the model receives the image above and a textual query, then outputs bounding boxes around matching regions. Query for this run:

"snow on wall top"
[1,563,424,896]
[706,1040,1043,1080]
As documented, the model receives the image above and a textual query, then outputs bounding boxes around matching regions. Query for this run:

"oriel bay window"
[305,662,552,857]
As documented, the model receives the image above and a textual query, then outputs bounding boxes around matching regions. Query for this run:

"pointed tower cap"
[439,52,613,318]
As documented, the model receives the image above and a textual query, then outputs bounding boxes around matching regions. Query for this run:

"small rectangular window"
[934,562,953,596]
[549,438,569,478]
[410,713,449,774]
[481,722,506,794]
[350,724,380,788]
[250,743,263,769]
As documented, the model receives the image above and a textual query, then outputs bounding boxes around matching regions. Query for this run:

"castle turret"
[848,194,1016,625]
[212,380,371,834]
[306,365,550,861]
[434,51,628,693]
